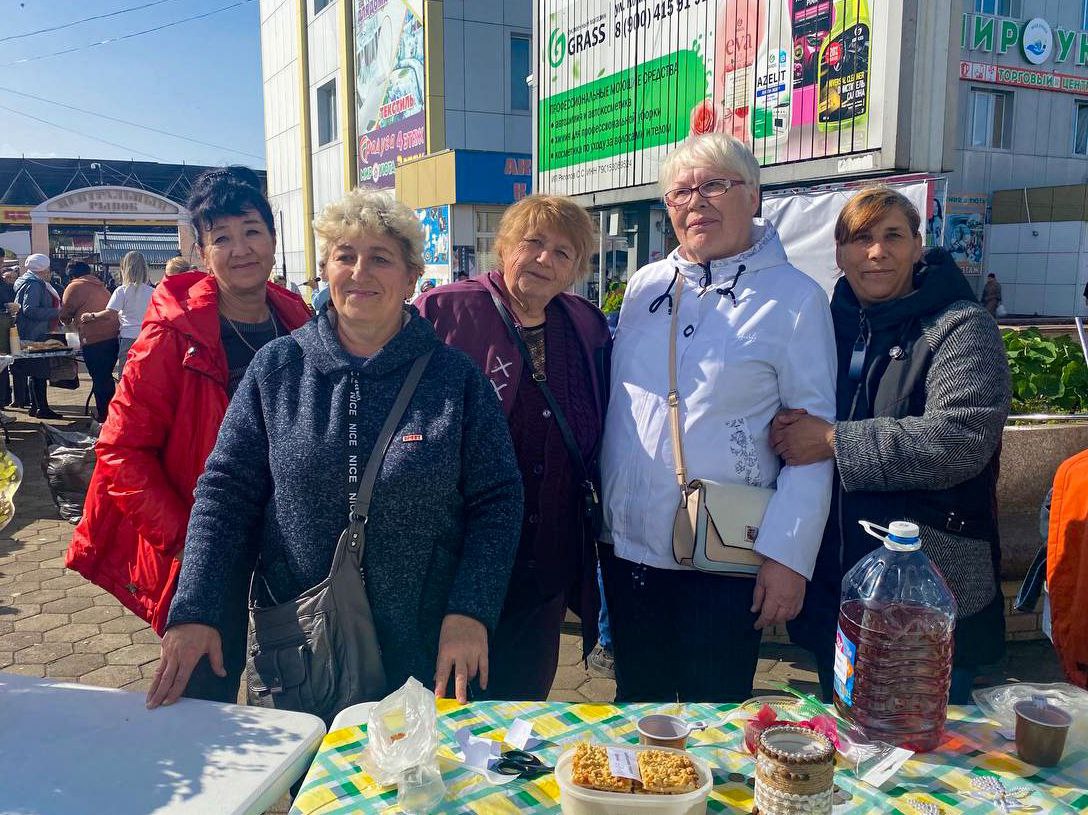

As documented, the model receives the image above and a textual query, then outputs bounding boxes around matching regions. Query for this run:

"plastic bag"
[0,446,23,532]
[360,677,445,811]
[974,682,1088,746]
[995,304,1008,318]
[39,422,99,524]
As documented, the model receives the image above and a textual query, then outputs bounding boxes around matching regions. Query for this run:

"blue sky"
[0,0,267,168]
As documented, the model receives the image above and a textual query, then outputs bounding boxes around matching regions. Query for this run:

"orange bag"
[1047,448,1088,689]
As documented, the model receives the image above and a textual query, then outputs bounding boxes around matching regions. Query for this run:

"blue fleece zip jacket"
[167,307,523,689]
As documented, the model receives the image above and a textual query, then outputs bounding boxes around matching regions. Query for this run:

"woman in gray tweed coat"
[771,187,1011,705]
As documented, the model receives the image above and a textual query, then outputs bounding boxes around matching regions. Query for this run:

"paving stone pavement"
[0,377,1070,814]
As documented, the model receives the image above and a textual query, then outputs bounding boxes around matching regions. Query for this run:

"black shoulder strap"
[486,286,588,482]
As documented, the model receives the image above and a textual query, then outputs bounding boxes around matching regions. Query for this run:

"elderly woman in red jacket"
[66,166,311,702]
[416,194,611,700]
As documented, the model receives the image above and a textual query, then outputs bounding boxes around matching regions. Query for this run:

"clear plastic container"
[554,743,712,815]
[974,682,1088,747]
[834,520,956,753]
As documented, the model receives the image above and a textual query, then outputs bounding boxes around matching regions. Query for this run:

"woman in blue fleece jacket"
[147,189,523,712]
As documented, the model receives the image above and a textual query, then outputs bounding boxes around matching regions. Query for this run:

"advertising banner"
[416,205,450,285]
[355,0,426,188]
[944,194,987,278]
[538,0,887,196]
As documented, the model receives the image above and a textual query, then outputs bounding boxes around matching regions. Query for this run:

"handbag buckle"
[945,512,965,533]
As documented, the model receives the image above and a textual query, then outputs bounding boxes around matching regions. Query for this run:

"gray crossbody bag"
[246,350,433,723]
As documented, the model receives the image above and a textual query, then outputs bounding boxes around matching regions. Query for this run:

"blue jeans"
[597,563,612,650]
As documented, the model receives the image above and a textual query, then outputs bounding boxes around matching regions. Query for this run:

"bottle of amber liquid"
[9,324,20,355]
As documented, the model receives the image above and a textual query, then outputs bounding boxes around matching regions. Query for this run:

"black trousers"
[481,569,567,702]
[599,545,763,703]
[81,338,119,418]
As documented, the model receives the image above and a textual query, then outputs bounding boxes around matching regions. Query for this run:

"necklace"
[222,309,278,355]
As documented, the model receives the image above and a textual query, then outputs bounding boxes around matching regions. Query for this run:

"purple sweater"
[416,272,612,647]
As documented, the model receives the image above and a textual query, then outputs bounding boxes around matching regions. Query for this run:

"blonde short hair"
[494,195,597,281]
[313,188,425,280]
[164,256,190,276]
[120,251,149,286]
[659,133,761,198]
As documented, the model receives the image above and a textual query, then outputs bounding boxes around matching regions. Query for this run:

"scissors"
[491,749,554,780]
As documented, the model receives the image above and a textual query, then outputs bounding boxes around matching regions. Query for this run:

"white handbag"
[665,271,771,577]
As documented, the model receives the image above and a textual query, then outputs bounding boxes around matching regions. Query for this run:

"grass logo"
[548,28,566,68]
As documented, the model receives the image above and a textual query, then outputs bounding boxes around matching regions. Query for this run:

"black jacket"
[791,248,1010,668]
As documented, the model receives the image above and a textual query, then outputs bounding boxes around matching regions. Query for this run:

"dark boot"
[9,372,30,408]
[29,378,62,421]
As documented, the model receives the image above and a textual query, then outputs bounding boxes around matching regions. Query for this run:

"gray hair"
[313,188,425,280]
[659,133,762,198]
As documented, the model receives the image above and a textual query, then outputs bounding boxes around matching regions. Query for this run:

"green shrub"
[602,281,626,314]
[1003,328,1088,414]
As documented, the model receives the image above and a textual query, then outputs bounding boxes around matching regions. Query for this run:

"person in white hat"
[13,252,63,419]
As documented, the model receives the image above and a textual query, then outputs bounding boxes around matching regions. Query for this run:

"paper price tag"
[606,747,642,782]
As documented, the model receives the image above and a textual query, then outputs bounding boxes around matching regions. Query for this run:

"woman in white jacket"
[599,133,837,702]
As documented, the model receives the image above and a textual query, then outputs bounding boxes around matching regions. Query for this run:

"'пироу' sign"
[962,13,1088,67]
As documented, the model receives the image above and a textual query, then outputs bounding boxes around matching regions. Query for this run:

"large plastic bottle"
[752,0,794,164]
[833,520,956,753]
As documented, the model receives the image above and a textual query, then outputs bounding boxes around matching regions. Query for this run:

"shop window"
[316,80,337,147]
[973,0,1021,16]
[510,34,531,112]
[1075,102,1088,155]
[313,0,333,14]
[475,208,504,271]
[969,88,1013,150]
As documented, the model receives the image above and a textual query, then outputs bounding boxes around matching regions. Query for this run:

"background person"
[981,272,1002,317]
[14,253,62,419]
[163,257,191,277]
[417,194,611,701]
[599,133,836,703]
[66,167,312,704]
[86,252,155,377]
[0,266,19,408]
[60,260,119,421]
[147,188,522,713]
[775,187,1011,704]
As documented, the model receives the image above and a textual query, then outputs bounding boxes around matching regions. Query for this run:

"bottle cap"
[885,521,920,550]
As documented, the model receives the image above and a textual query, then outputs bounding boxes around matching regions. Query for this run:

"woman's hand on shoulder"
[145,623,224,709]
[434,613,488,703]
[770,408,835,467]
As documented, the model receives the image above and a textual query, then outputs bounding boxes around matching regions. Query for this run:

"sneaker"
[587,643,615,679]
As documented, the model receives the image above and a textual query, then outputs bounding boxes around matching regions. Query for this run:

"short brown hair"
[494,195,597,280]
[835,187,921,245]
[164,256,190,276]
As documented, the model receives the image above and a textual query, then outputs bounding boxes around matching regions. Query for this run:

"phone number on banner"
[615,0,707,39]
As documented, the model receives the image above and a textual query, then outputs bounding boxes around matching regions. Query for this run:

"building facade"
[259,0,534,287]
[955,0,1088,317]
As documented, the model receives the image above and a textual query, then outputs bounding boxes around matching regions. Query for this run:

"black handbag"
[245,350,433,723]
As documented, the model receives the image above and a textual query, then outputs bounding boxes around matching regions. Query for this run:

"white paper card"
[606,747,642,782]
[506,718,534,750]
[454,727,517,786]
[859,746,913,788]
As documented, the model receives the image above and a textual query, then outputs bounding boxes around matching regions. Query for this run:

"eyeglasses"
[664,178,746,207]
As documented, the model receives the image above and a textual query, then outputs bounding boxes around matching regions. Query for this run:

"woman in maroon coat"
[417,195,610,700]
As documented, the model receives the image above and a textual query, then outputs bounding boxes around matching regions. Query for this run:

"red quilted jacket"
[66,271,311,634]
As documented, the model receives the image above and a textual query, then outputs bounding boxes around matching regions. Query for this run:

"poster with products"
[537,0,887,197]
[355,0,426,188]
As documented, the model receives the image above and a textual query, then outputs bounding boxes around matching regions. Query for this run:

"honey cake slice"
[570,742,634,793]
[636,749,699,794]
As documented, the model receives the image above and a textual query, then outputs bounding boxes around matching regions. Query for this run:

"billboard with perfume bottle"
[537,0,888,196]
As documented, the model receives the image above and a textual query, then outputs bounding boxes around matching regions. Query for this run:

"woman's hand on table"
[770,409,836,467]
[751,559,807,631]
[146,623,224,709]
[435,613,488,703]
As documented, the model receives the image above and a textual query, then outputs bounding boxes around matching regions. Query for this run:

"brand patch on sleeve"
[401,434,423,443]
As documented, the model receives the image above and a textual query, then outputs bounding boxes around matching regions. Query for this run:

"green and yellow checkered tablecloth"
[290,700,1088,814]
